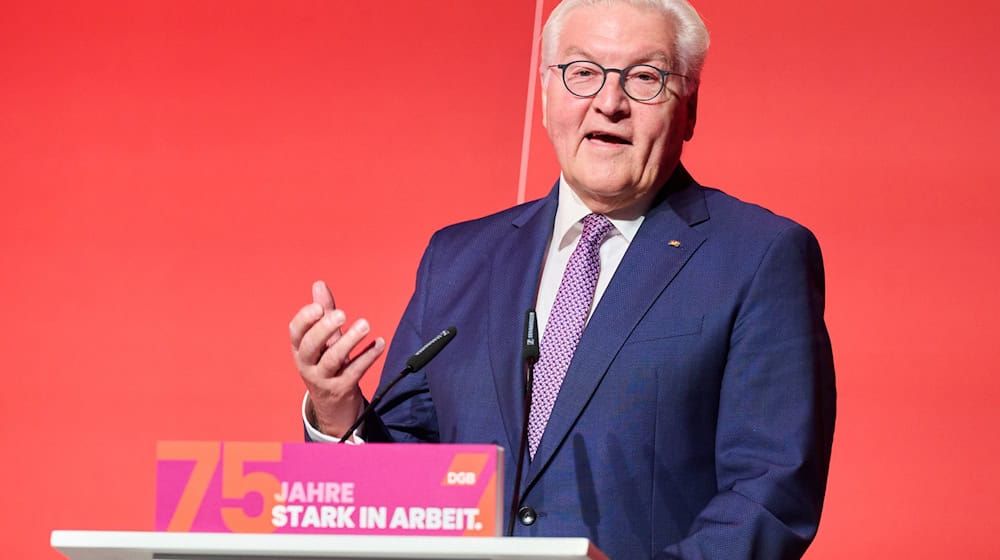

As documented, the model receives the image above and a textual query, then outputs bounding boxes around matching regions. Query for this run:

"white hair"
[540,0,710,92]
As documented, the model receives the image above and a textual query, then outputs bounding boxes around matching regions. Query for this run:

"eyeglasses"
[551,60,688,102]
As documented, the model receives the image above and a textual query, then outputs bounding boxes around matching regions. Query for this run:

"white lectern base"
[51,531,608,560]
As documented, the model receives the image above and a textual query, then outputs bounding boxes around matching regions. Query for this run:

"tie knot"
[580,213,613,248]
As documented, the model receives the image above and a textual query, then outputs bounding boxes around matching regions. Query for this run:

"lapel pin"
[668,240,682,248]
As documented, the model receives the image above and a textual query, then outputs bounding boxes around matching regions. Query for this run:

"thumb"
[312,280,336,312]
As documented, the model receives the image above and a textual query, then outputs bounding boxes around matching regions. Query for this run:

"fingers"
[316,318,379,377]
[289,302,324,349]
[313,280,336,312]
[290,282,384,387]
[322,334,386,385]
[311,280,343,350]
[297,309,348,366]
[290,281,339,351]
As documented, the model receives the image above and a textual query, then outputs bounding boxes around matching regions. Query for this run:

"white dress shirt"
[534,176,644,337]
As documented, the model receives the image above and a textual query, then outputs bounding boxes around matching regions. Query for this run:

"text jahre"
[275,481,355,504]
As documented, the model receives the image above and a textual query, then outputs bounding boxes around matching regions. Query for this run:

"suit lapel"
[487,187,558,454]
[523,168,710,489]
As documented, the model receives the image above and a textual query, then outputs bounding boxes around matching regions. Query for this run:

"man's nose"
[591,72,630,119]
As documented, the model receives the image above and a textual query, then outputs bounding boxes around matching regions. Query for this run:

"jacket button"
[517,506,537,526]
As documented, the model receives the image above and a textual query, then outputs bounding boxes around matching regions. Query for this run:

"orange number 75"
[156,441,282,533]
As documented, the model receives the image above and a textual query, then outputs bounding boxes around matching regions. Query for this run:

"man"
[289,0,836,558]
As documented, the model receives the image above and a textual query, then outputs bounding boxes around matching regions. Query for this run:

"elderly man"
[289,0,836,558]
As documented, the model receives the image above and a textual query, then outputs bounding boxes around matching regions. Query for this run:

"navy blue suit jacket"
[364,167,836,559]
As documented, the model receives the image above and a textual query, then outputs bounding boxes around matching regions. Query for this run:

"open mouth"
[585,132,631,145]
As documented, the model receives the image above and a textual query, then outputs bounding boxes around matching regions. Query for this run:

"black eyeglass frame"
[551,60,690,102]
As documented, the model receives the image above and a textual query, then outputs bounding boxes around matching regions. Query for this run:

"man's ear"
[684,88,698,141]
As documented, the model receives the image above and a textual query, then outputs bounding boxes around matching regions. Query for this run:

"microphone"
[507,309,539,536]
[339,327,457,443]
[522,308,540,363]
[405,327,457,372]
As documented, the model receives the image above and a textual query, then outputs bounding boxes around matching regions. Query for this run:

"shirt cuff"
[301,391,366,444]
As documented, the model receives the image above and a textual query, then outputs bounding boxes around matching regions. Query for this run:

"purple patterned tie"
[528,213,614,458]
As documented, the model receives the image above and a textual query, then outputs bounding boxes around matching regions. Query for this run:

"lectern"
[57,443,610,559]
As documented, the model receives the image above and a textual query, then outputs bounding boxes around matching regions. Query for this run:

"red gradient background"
[2,1,998,558]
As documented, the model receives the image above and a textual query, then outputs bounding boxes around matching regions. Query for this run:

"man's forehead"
[561,45,674,66]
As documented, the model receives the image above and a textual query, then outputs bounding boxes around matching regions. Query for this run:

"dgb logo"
[445,471,476,486]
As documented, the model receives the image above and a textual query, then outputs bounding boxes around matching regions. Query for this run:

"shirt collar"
[554,174,646,250]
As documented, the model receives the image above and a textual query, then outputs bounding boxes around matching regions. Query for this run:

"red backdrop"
[2,1,998,557]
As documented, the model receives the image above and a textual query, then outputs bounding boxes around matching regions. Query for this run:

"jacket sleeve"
[361,233,442,444]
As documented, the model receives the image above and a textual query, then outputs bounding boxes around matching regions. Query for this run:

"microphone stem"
[507,358,535,536]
